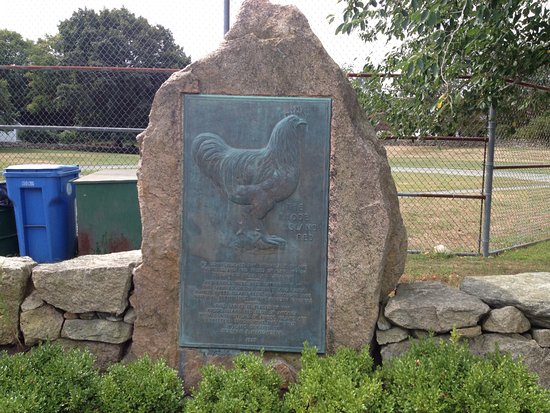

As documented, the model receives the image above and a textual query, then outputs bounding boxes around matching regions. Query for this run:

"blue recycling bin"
[3,164,80,263]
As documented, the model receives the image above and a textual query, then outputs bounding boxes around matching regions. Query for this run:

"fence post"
[481,102,496,257]
[224,0,230,34]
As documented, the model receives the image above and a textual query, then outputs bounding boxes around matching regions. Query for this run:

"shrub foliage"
[98,355,184,413]
[382,336,550,413]
[186,352,284,413]
[1,339,550,412]
[285,345,391,412]
[0,343,99,413]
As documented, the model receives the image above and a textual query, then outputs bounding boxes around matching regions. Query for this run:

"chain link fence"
[0,67,176,174]
[382,81,550,255]
[490,84,550,253]
[381,105,489,255]
[1,1,548,255]
[0,2,191,173]
[385,137,487,255]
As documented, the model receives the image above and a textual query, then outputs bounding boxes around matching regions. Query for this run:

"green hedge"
[0,344,99,413]
[186,352,284,413]
[1,339,549,413]
[381,337,550,412]
[0,344,183,413]
[284,345,390,412]
[98,355,184,413]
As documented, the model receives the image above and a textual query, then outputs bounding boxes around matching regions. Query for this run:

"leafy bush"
[381,336,476,412]
[458,350,550,412]
[0,343,100,413]
[18,129,60,144]
[98,355,184,413]
[2,338,549,413]
[285,345,391,413]
[381,335,550,413]
[186,352,284,413]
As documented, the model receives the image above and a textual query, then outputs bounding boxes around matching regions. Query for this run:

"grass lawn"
[398,185,550,254]
[387,143,550,254]
[401,239,550,287]
[387,144,550,170]
[392,171,483,193]
[386,145,486,170]
[1,143,547,255]
[0,148,138,175]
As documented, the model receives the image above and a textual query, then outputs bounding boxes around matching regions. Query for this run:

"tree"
[27,7,191,129]
[55,8,189,68]
[25,36,76,127]
[333,0,550,136]
[0,79,17,124]
[0,30,35,124]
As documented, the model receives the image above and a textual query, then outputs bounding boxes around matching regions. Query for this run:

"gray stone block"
[20,304,64,346]
[377,326,409,345]
[0,257,35,345]
[461,272,550,327]
[482,306,531,333]
[33,251,141,315]
[533,329,550,348]
[385,282,489,333]
[62,319,133,344]
[20,290,44,312]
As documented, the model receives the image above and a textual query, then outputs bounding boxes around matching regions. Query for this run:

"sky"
[0,0,389,70]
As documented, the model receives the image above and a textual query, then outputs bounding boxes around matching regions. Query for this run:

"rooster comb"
[284,105,305,118]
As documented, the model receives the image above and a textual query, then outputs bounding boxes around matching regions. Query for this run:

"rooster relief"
[191,114,307,251]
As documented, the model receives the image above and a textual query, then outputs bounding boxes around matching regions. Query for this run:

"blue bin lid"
[3,164,80,178]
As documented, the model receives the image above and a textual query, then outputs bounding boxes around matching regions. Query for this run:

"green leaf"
[421,9,430,23]
[426,11,438,27]
[406,63,415,77]
[333,0,550,138]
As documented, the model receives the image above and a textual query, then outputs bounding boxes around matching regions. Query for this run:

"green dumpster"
[75,169,141,255]
[0,183,18,256]
[0,207,19,256]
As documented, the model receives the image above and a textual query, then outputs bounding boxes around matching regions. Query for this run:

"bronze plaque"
[180,94,331,352]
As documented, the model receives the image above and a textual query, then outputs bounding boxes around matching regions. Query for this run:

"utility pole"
[224,0,230,34]
[481,103,496,257]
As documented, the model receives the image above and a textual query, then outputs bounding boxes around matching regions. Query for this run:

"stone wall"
[377,273,550,388]
[0,252,140,369]
[3,253,549,389]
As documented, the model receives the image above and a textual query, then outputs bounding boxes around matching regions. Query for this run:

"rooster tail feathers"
[191,133,230,185]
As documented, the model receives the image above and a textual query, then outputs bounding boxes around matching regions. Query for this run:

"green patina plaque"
[180,94,331,352]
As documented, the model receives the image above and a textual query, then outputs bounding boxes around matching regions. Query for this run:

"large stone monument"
[133,0,406,387]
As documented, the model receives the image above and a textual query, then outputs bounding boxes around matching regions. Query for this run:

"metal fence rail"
[490,89,550,254]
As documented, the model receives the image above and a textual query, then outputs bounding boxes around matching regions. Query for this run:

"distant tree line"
[0,8,190,136]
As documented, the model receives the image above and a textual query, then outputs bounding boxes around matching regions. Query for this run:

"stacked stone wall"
[2,255,549,388]
[0,251,140,369]
[377,274,550,388]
